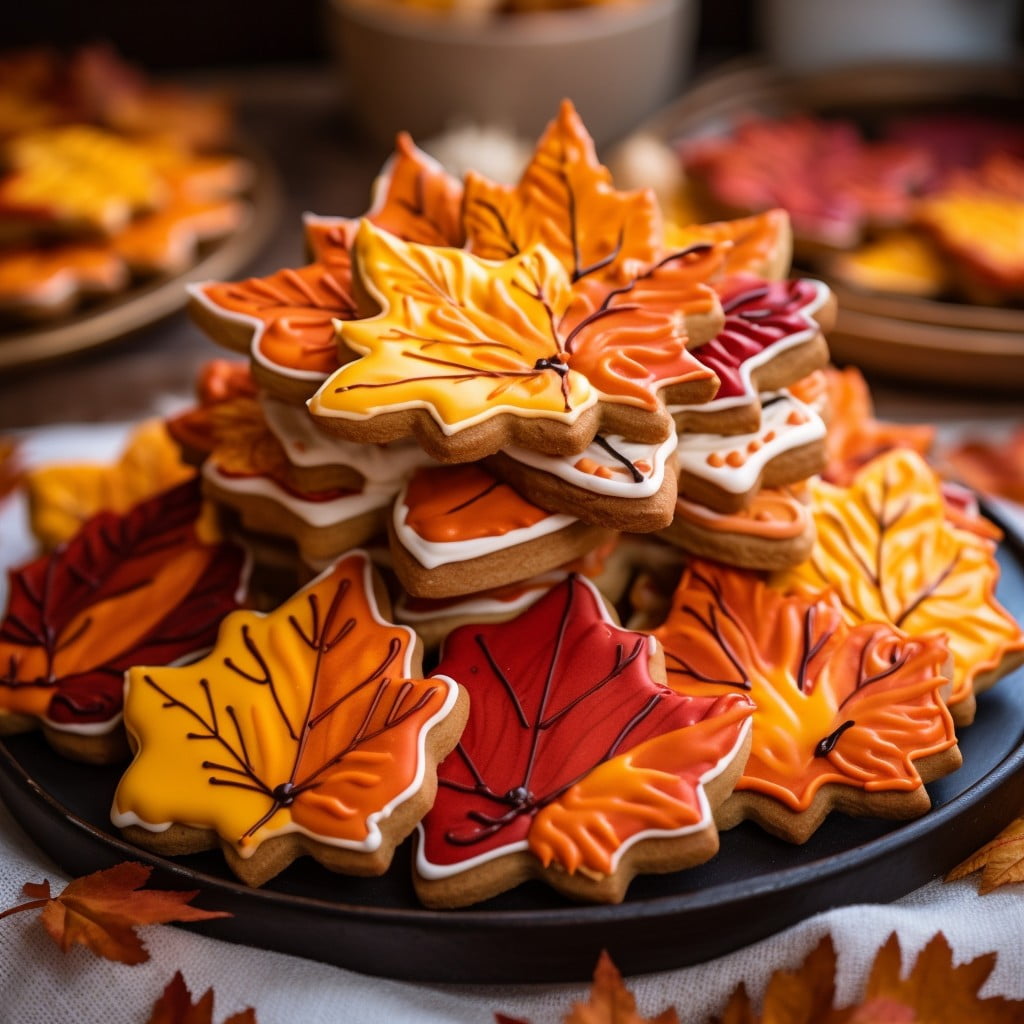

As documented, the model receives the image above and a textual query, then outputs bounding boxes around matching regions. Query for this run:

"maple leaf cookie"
[188,134,463,402]
[388,463,612,598]
[307,221,719,463]
[773,449,1024,725]
[655,561,960,843]
[674,390,827,514]
[112,551,469,887]
[669,276,834,436]
[0,480,247,763]
[414,574,753,906]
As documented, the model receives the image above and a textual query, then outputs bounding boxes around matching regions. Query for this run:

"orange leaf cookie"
[112,551,469,886]
[773,449,1024,724]
[307,221,718,462]
[656,561,959,842]
[389,463,611,597]
[193,396,398,565]
[0,242,127,317]
[190,135,463,402]
[666,208,793,282]
[414,574,753,906]
[661,485,815,571]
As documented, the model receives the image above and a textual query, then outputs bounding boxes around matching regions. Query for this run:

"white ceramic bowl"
[328,0,697,148]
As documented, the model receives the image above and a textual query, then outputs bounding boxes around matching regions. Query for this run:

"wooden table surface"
[0,65,1020,436]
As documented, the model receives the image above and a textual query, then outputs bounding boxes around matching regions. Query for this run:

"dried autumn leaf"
[562,951,680,1024]
[416,574,752,904]
[25,419,195,549]
[946,815,1024,893]
[853,932,1024,1023]
[655,561,957,841]
[0,480,245,745]
[112,551,465,885]
[147,971,256,1024]
[713,936,839,1024]
[309,221,717,459]
[0,862,228,965]
[773,448,1024,723]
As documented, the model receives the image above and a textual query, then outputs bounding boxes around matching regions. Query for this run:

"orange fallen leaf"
[502,934,1024,1024]
[0,862,229,964]
[942,427,1024,506]
[946,815,1024,894]
[147,971,257,1024]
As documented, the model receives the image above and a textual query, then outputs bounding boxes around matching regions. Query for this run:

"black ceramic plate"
[1,518,1023,984]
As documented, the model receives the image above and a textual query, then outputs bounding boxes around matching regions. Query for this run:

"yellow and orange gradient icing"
[655,561,957,813]
[113,552,462,857]
[773,448,1024,718]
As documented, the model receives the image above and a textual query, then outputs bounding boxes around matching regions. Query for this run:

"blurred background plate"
[626,59,1024,390]
[0,145,281,373]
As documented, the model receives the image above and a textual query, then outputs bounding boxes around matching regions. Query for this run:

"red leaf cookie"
[415,574,753,905]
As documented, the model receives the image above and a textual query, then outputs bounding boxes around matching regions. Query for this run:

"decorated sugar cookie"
[486,429,680,532]
[389,463,611,597]
[26,418,195,549]
[307,221,719,462]
[821,365,934,485]
[655,561,959,843]
[195,397,397,565]
[113,551,469,887]
[189,135,463,402]
[0,480,246,763]
[827,229,948,299]
[0,125,166,238]
[670,276,833,436]
[462,100,725,349]
[674,390,827,513]
[414,574,753,906]
[773,449,1024,724]
[665,208,793,282]
[661,485,815,571]
[684,114,931,250]
[0,242,126,317]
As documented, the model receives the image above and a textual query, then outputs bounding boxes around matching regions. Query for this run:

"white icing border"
[391,477,577,570]
[260,393,434,485]
[112,551,463,856]
[675,391,826,495]
[502,430,677,500]
[395,571,568,624]
[203,460,397,527]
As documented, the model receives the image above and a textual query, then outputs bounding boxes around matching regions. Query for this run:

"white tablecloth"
[2,423,1023,1023]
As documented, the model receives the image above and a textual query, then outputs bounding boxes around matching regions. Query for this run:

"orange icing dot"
[726,451,746,468]
[707,452,725,468]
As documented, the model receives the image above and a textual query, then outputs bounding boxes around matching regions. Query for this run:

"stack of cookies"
[3,103,1022,909]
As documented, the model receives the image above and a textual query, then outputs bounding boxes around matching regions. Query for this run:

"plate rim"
[0,144,282,372]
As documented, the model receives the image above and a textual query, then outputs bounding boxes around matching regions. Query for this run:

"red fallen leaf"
[0,478,246,732]
[147,971,257,1024]
[0,862,229,964]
